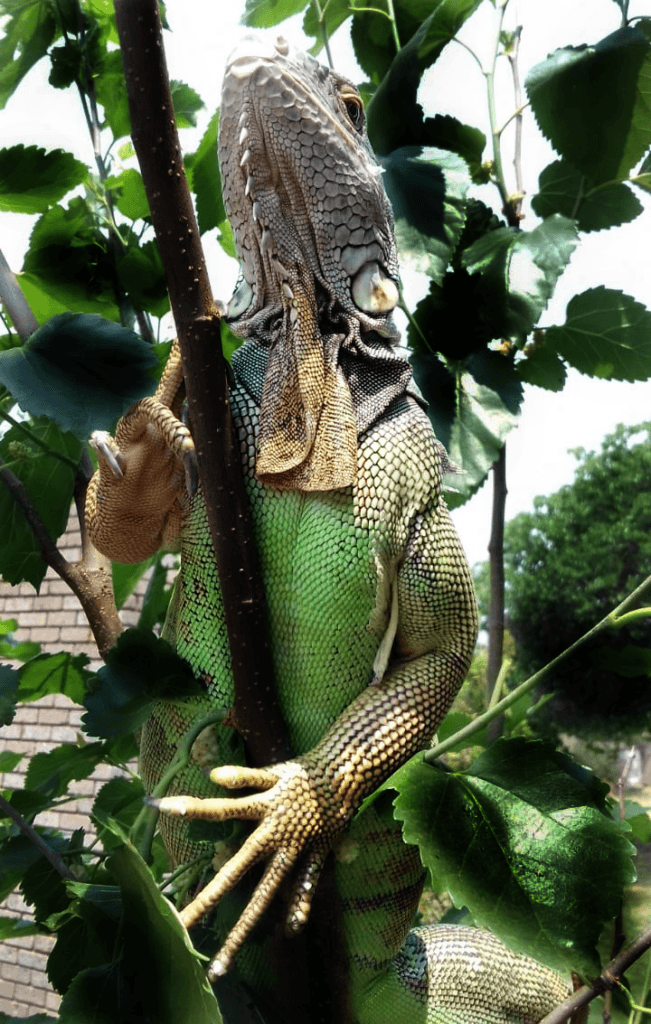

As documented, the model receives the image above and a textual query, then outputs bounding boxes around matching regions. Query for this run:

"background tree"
[488,422,651,738]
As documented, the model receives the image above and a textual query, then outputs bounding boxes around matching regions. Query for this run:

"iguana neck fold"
[219,36,406,491]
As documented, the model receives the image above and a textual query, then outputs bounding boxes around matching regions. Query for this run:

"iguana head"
[219,38,406,491]
[219,36,400,339]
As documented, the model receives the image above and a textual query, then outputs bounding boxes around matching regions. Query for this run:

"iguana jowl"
[86,35,569,1024]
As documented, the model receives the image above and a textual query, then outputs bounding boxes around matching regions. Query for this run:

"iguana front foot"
[153,759,343,978]
[86,339,196,563]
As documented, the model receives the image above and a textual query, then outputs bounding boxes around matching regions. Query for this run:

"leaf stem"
[451,35,485,74]
[426,572,651,762]
[385,0,401,52]
[310,0,334,69]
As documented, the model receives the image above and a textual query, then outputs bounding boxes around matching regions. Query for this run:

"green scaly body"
[139,341,567,1022]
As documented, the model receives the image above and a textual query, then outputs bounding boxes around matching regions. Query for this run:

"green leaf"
[112,556,155,610]
[186,111,226,237]
[364,0,483,153]
[136,556,175,633]
[436,710,490,752]
[49,40,82,90]
[170,80,204,129]
[516,343,567,392]
[532,159,644,232]
[0,750,22,773]
[462,215,578,346]
[109,842,223,1023]
[545,287,651,381]
[422,113,488,183]
[17,652,90,706]
[91,777,147,851]
[621,801,651,843]
[0,632,41,662]
[116,242,169,319]
[18,270,121,323]
[106,168,150,221]
[0,917,40,940]
[633,150,651,193]
[26,743,106,800]
[390,739,634,977]
[0,1,57,109]
[303,0,351,52]
[0,146,87,214]
[21,849,71,926]
[48,882,123,996]
[18,197,122,321]
[95,50,130,139]
[243,0,308,28]
[0,665,20,726]
[0,313,158,439]
[382,147,470,282]
[0,419,82,588]
[82,629,202,739]
[526,25,651,184]
[411,351,522,506]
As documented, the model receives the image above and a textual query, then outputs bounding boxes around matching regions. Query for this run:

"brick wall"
[0,511,146,1019]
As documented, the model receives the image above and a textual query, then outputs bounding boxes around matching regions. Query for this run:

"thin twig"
[0,792,76,880]
[311,0,334,69]
[484,0,511,217]
[486,444,507,743]
[427,572,651,762]
[506,24,524,222]
[539,926,651,1024]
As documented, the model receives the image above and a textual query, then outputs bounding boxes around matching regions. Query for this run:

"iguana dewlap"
[86,36,569,1024]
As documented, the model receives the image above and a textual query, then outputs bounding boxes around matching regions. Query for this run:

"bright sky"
[0,0,649,568]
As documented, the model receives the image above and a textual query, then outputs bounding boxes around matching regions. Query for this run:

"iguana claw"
[89,430,125,479]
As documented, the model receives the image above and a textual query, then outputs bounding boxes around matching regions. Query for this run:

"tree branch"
[0,247,38,340]
[112,0,288,767]
[0,792,76,880]
[539,926,651,1024]
[0,455,122,658]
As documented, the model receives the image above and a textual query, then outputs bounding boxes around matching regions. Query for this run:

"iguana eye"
[342,94,364,129]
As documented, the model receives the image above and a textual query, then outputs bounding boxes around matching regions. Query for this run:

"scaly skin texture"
[86,37,570,1024]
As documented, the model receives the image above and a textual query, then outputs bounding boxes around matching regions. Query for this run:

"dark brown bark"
[113,0,288,766]
[0,457,123,658]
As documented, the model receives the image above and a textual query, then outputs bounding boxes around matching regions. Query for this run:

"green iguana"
[86,35,570,1024]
